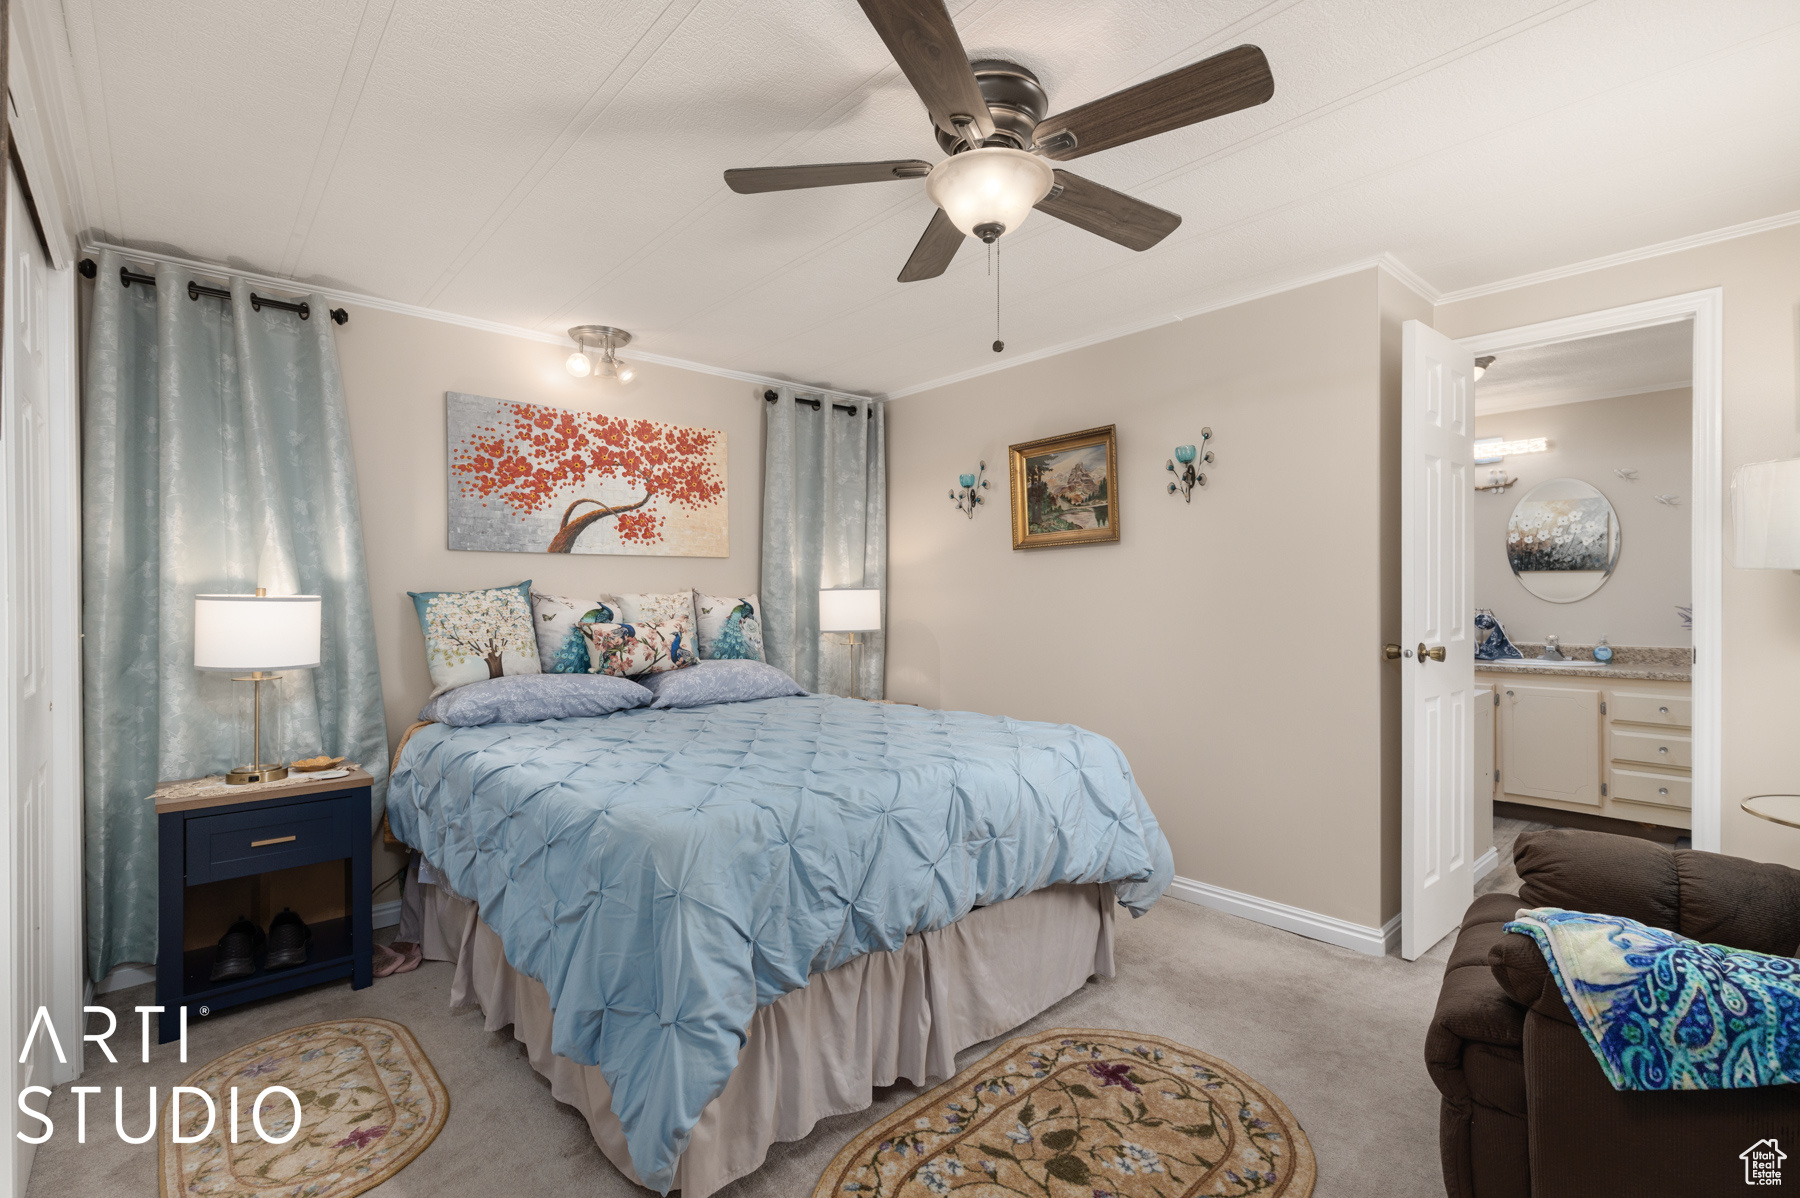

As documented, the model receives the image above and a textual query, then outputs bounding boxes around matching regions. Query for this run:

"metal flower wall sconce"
[1167,428,1213,502]
[950,461,988,518]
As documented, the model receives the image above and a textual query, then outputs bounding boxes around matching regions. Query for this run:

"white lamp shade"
[194,594,323,670]
[1733,458,1800,569]
[924,148,1055,239]
[818,588,881,632]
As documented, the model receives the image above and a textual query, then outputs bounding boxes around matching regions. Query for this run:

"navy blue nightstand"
[154,768,374,1043]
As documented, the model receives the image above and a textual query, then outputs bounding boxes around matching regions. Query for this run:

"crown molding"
[885,253,1421,400]
[1435,208,1800,306]
[1475,379,1691,417]
[79,240,882,404]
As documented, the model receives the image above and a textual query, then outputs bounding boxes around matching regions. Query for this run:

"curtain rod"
[78,258,349,325]
[763,387,873,417]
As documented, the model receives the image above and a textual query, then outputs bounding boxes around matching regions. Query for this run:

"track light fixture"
[566,326,636,382]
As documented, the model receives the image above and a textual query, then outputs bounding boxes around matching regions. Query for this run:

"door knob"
[1384,644,1404,660]
[1417,643,1446,663]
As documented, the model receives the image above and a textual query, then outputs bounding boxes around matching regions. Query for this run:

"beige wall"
[886,268,1406,930]
[1436,222,1800,869]
[1475,389,1692,648]
[332,304,767,895]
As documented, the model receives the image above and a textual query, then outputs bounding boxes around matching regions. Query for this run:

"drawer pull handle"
[1658,746,1668,755]
[1659,706,1669,715]
[250,835,297,848]
[1659,788,1669,796]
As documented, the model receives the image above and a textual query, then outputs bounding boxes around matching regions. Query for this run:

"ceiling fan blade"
[1034,170,1181,251]
[725,159,934,194]
[856,0,994,142]
[898,208,964,282]
[1033,44,1273,161]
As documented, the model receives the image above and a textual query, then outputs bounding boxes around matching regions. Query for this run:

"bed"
[386,692,1173,1196]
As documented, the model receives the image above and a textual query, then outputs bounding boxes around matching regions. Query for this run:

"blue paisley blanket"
[388,694,1173,1192]
[1505,907,1800,1090]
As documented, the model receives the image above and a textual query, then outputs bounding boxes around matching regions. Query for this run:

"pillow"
[580,620,697,677]
[418,673,652,726]
[530,589,622,674]
[615,591,698,654]
[409,580,540,697]
[639,660,805,709]
[696,592,765,662]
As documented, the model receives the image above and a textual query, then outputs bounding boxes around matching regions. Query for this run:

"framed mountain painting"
[446,392,728,556]
[1008,424,1119,550]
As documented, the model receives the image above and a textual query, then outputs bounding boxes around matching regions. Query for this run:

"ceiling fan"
[723,0,1274,282]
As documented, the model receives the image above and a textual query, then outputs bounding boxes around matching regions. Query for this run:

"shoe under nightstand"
[153,766,375,1043]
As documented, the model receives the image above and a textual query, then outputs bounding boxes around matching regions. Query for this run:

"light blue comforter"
[386,694,1173,1193]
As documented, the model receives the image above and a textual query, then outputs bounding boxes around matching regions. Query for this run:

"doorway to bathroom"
[1398,290,1722,959]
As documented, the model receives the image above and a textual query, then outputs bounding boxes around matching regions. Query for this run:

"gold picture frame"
[1008,425,1120,550]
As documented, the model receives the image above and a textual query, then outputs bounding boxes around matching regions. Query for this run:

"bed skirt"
[400,871,1116,1197]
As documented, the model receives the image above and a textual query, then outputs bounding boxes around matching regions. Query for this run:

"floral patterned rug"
[158,1018,448,1198]
[815,1029,1315,1198]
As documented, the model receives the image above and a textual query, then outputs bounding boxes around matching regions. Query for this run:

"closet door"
[1499,683,1601,806]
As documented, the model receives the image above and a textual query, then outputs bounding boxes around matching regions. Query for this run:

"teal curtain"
[761,388,886,697]
[82,250,387,981]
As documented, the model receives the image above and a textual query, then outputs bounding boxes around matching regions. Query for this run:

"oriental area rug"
[159,1018,448,1198]
[815,1028,1315,1198]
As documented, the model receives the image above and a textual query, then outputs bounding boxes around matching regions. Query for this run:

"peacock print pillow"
[579,620,697,678]
[614,591,699,655]
[409,580,541,697]
[695,592,765,662]
[530,590,623,674]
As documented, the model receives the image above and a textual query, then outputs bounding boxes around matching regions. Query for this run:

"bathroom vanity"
[1475,646,1692,832]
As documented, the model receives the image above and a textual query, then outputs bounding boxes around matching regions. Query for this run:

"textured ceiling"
[48,0,1800,396]
[1474,321,1692,414]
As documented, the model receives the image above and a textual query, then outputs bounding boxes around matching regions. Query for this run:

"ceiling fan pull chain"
[992,241,1004,353]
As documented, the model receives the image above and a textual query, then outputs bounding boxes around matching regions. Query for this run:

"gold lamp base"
[226,763,289,785]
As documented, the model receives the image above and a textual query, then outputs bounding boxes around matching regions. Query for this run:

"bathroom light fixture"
[924,147,1056,242]
[566,325,636,382]
[1472,355,1496,381]
[1474,436,1548,462]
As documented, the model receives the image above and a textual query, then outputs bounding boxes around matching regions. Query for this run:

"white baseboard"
[91,904,404,995]
[1474,846,1500,883]
[1164,874,1399,956]
[93,964,156,995]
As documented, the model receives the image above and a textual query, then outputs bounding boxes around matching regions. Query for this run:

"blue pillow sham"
[418,672,652,727]
[637,660,807,709]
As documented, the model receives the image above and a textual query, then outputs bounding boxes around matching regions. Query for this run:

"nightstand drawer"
[185,797,357,884]
[1611,729,1692,770]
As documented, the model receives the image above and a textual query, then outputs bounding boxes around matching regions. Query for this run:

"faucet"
[1540,634,1567,662]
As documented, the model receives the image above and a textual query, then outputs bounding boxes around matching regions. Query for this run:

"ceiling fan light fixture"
[925,147,1055,241]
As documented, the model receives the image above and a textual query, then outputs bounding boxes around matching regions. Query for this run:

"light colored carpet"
[30,853,1551,1198]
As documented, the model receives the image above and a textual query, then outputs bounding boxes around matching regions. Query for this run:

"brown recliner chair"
[1426,828,1800,1198]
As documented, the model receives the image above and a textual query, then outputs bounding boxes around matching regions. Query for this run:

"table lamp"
[194,589,322,784]
[819,588,881,699]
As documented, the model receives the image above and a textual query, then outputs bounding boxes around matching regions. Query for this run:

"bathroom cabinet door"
[1499,683,1601,806]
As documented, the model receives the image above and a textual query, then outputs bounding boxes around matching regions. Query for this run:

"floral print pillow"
[695,592,765,662]
[529,590,623,674]
[408,580,541,697]
[579,620,697,677]
[615,591,699,656]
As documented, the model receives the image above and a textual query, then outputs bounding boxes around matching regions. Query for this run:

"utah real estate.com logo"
[1744,1139,1787,1187]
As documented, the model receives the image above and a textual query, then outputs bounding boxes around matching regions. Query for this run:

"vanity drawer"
[184,797,357,885]
[1609,768,1691,811]
[1608,692,1691,728]
[1610,729,1692,770]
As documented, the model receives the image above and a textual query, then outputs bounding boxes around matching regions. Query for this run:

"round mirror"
[1505,477,1621,603]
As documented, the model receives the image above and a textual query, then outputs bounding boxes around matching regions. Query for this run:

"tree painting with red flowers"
[450,397,727,555]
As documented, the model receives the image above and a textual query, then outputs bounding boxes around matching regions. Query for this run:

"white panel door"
[4,163,56,1196]
[1401,321,1475,960]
